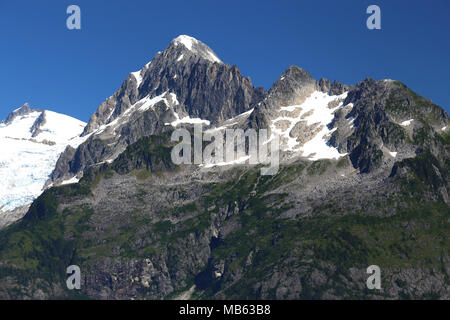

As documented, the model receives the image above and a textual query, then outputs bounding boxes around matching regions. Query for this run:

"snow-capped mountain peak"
[172,35,222,63]
[0,105,86,218]
[173,35,197,50]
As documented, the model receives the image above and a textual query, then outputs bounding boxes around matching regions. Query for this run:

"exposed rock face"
[316,78,352,95]
[30,111,47,137]
[0,204,30,229]
[316,78,331,93]
[268,66,316,107]
[246,65,317,139]
[328,78,448,173]
[254,66,315,121]
[289,121,322,145]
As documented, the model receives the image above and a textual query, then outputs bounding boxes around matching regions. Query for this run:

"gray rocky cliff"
[329,78,448,173]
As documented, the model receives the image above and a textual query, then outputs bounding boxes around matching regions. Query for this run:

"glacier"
[0,104,86,214]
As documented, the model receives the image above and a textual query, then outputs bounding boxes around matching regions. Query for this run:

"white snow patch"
[60,176,79,185]
[269,91,348,160]
[169,93,179,106]
[389,151,397,158]
[138,91,169,112]
[300,126,347,160]
[400,119,414,126]
[130,60,151,88]
[347,117,356,128]
[207,51,221,63]
[204,109,254,133]
[12,106,26,113]
[174,35,195,50]
[177,54,184,62]
[238,108,254,118]
[94,92,170,136]
[167,112,210,127]
[131,70,143,87]
[280,105,298,112]
[67,132,93,148]
[173,35,222,63]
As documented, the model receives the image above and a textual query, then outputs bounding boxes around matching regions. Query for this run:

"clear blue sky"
[1,0,449,122]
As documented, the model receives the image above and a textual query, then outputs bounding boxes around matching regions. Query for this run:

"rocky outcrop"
[246,66,316,133]
[329,78,448,173]
[1,103,32,125]
[0,204,30,229]
[30,111,47,137]
[316,78,352,95]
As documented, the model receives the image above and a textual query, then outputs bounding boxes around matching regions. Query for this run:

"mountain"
[50,35,265,185]
[0,36,448,300]
[0,104,86,228]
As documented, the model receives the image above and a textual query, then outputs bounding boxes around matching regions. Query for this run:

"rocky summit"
[0,35,448,300]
